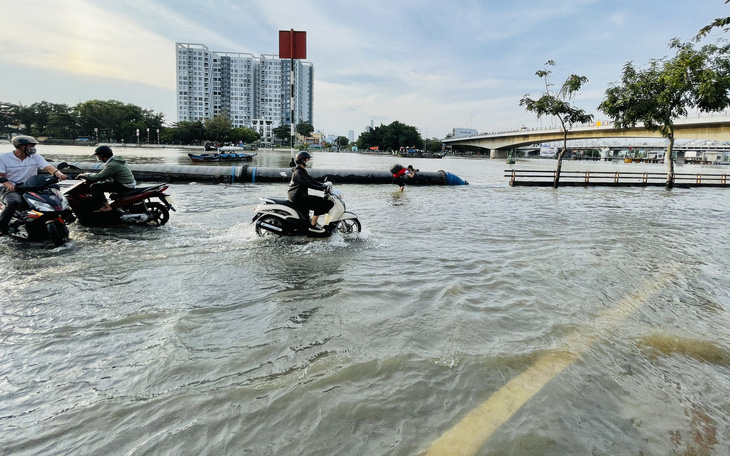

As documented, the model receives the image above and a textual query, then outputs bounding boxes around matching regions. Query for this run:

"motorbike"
[0,172,73,247]
[252,184,361,238]
[64,177,175,227]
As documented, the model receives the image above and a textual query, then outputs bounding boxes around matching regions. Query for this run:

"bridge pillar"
[491,149,509,159]
[676,150,685,164]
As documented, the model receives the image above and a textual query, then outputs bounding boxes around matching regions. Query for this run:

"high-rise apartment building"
[176,43,314,145]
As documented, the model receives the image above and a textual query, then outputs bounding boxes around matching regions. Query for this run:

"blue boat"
[188,152,256,163]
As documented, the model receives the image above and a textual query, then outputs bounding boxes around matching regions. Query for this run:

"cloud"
[1,0,173,88]
[1,0,727,138]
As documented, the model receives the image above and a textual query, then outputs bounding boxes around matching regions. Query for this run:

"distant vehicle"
[75,137,91,141]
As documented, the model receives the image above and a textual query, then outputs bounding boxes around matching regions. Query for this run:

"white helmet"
[12,135,39,148]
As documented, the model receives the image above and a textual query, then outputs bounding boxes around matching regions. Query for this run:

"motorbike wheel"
[145,202,170,226]
[46,222,66,247]
[337,218,362,234]
[255,215,284,237]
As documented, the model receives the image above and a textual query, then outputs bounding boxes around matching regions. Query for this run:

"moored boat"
[188,152,256,162]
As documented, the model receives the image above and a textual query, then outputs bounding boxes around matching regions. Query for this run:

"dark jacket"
[288,165,325,202]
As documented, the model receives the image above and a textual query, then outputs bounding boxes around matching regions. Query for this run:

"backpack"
[389,164,403,174]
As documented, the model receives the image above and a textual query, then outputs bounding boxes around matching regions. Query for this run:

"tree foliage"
[425,137,443,153]
[598,39,730,187]
[164,120,205,145]
[0,99,261,145]
[204,115,233,142]
[356,121,422,151]
[696,0,730,40]
[520,61,593,187]
[334,136,349,147]
[273,124,292,144]
[75,99,164,142]
[296,122,314,137]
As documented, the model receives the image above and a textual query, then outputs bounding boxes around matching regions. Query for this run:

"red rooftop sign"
[279,29,307,59]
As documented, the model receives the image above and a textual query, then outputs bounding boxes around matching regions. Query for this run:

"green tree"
[204,115,233,142]
[426,137,444,153]
[273,124,291,145]
[166,120,205,145]
[520,61,593,188]
[231,127,260,144]
[30,101,56,136]
[598,39,730,187]
[15,104,36,136]
[334,136,349,148]
[356,121,421,151]
[0,102,17,137]
[696,0,730,40]
[296,121,314,138]
[46,104,78,139]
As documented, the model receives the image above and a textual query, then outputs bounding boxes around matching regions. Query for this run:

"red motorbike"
[64,179,175,227]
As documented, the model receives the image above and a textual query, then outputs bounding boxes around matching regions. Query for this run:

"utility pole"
[279,29,307,166]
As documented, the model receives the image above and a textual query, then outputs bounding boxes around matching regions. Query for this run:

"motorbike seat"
[109,186,158,200]
[263,196,293,206]
[261,196,308,219]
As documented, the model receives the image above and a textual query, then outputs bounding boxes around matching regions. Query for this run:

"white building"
[176,43,314,144]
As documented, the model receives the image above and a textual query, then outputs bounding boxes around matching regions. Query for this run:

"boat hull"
[188,152,256,163]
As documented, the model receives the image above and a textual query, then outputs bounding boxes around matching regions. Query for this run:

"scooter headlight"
[28,199,55,212]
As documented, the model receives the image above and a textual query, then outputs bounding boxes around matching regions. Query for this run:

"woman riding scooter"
[77,145,136,212]
[288,151,333,234]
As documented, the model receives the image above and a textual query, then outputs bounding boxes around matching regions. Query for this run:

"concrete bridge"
[443,116,730,158]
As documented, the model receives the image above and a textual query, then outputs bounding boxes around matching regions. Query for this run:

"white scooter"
[252,184,361,238]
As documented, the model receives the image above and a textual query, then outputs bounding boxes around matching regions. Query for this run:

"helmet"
[295,151,312,165]
[93,145,113,159]
[12,135,39,147]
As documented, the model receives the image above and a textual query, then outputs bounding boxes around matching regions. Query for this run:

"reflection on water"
[1,146,730,455]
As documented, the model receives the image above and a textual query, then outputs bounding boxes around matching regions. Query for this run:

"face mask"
[26,146,37,155]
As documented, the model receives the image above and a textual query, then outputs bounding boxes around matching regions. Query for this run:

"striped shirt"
[0,151,51,184]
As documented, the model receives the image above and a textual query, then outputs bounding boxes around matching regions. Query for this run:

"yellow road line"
[424,268,677,456]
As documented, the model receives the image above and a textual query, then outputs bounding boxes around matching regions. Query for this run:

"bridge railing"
[504,169,730,187]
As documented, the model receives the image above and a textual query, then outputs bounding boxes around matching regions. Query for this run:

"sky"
[1,0,728,139]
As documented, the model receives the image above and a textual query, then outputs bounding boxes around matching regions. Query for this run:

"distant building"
[452,128,478,138]
[348,130,354,143]
[176,42,314,145]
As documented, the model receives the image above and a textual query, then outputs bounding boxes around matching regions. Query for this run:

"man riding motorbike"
[288,151,333,233]
[77,145,136,212]
[0,135,67,235]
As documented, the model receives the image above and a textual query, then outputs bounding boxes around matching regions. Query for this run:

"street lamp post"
[94,127,99,144]
[147,128,150,145]
[156,129,160,145]
[136,129,140,147]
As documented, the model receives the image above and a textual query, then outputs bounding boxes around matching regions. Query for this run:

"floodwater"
[1,146,730,455]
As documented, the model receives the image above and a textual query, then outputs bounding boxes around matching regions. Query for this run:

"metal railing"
[504,169,729,187]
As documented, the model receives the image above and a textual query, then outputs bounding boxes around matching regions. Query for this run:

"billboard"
[279,30,307,59]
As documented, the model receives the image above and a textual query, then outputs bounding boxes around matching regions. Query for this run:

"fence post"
[585,171,590,183]
[696,173,701,184]
[510,169,516,186]
[723,174,727,185]
[643,172,648,183]
[614,171,619,183]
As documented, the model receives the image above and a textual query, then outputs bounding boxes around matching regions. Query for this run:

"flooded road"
[1,146,729,455]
